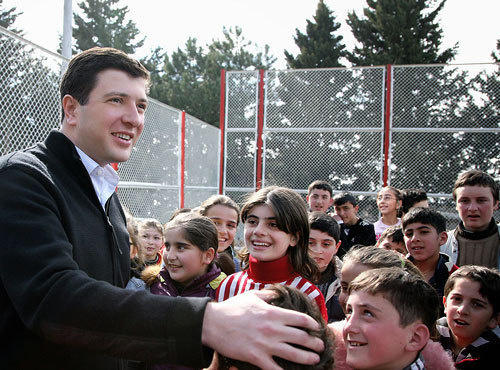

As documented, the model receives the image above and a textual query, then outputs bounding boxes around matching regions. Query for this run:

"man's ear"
[405,323,429,352]
[328,197,334,207]
[438,231,448,246]
[62,95,79,126]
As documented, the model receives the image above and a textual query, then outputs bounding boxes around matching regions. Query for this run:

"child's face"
[379,237,407,255]
[444,277,499,348]
[376,189,401,215]
[205,204,238,253]
[164,227,213,285]
[307,189,333,213]
[308,229,339,273]
[244,204,297,262]
[455,185,499,232]
[343,291,420,370]
[138,226,163,261]
[334,202,359,226]
[339,261,370,313]
[403,222,446,263]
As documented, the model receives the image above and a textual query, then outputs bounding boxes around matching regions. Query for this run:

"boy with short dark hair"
[401,188,429,216]
[437,265,500,369]
[332,192,376,258]
[377,226,407,255]
[441,170,500,269]
[343,268,446,370]
[307,180,334,213]
[402,207,458,305]
[308,211,345,322]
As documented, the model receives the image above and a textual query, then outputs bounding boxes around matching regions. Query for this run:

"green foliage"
[347,0,457,66]
[492,39,500,63]
[284,0,346,68]
[0,3,61,155]
[0,2,23,34]
[143,26,275,127]
[73,0,144,54]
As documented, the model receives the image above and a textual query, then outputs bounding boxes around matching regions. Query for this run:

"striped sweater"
[216,254,328,322]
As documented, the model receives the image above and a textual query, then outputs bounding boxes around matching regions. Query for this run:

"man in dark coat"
[0,47,324,370]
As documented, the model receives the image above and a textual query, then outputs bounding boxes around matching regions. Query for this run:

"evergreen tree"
[0,3,60,155]
[284,0,346,68]
[73,0,144,54]
[492,39,500,63]
[144,27,275,127]
[347,0,456,66]
[0,2,23,34]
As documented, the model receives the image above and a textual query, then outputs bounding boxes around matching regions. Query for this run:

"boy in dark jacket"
[437,265,500,369]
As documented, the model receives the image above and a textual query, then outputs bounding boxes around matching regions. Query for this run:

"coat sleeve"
[0,166,212,367]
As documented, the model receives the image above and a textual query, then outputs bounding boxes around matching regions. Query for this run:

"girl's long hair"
[239,186,320,282]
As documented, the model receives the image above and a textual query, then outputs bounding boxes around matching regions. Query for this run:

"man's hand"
[202,290,324,370]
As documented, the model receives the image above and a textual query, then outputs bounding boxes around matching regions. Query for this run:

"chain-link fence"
[0,27,219,224]
[222,64,500,228]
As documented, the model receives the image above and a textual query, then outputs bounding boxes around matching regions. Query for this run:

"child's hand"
[202,290,324,370]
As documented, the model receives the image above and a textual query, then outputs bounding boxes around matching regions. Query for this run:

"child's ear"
[203,248,216,265]
[335,240,341,254]
[488,312,500,330]
[405,323,430,352]
[443,295,448,313]
[438,231,448,246]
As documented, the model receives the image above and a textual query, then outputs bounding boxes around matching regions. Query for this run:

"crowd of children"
[123,168,499,369]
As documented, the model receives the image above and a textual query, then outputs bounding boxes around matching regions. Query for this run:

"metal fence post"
[179,111,186,208]
[383,64,393,186]
[219,69,226,195]
[255,69,265,190]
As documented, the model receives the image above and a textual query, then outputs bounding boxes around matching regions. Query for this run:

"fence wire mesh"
[224,64,500,228]
[0,27,219,224]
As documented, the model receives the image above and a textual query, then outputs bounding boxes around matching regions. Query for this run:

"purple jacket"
[150,263,225,299]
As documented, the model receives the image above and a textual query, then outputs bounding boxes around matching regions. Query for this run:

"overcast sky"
[3,0,500,68]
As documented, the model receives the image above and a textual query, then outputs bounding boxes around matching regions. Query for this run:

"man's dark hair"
[332,191,358,207]
[401,189,428,215]
[402,207,447,234]
[309,211,340,242]
[60,47,150,121]
[218,284,334,370]
[307,180,333,197]
[452,170,499,203]
[444,265,500,316]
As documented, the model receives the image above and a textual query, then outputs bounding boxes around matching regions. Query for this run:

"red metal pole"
[180,111,186,208]
[383,64,392,187]
[255,69,265,191]
[219,69,226,195]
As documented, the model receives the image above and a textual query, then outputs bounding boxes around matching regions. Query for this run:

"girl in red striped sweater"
[216,186,328,322]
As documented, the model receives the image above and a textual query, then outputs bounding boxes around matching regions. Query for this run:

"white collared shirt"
[75,146,120,211]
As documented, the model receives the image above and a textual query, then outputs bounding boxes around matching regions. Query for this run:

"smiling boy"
[402,208,458,305]
[437,265,500,369]
[343,268,440,370]
[441,170,500,269]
